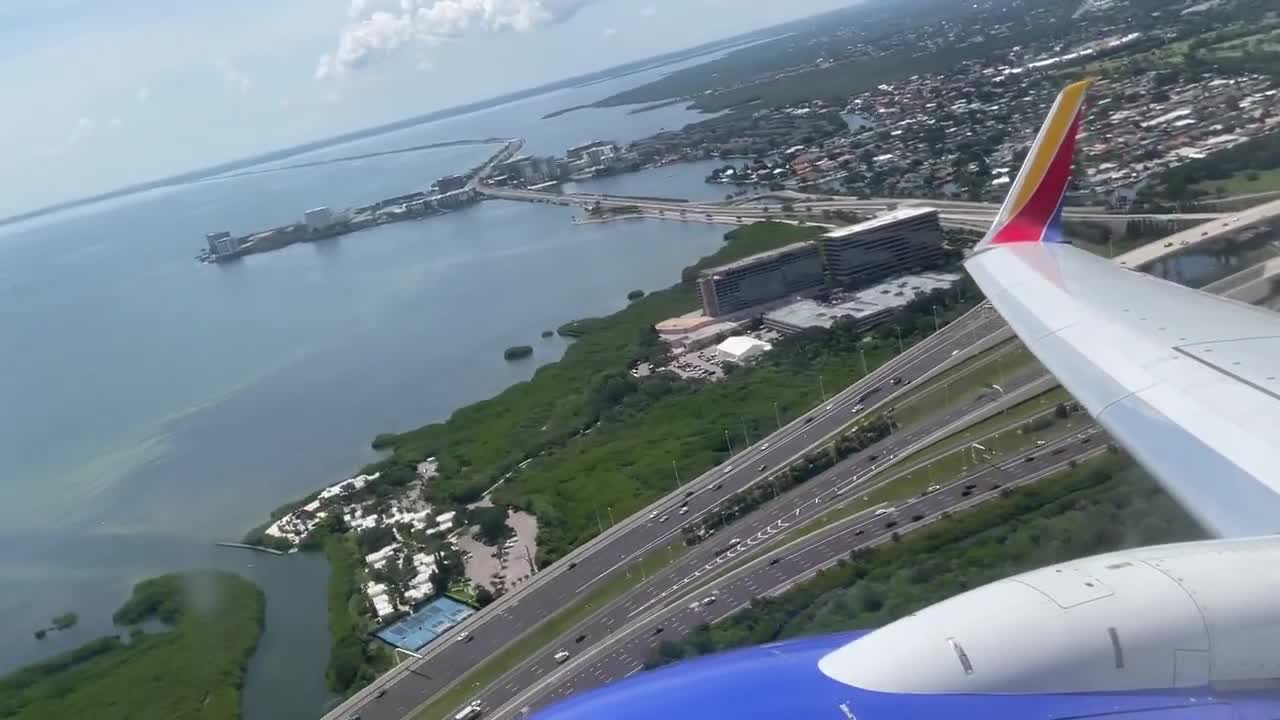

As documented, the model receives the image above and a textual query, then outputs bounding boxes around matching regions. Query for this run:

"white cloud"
[602,26,617,37]
[215,58,253,95]
[136,86,151,104]
[640,5,656,16]
[316,0,598,79]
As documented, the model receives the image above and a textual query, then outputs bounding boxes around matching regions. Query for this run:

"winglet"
[975,79,1094,251]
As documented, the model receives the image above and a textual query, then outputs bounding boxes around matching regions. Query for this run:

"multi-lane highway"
[325,307,1010,720]
[434,359,1053,719]
[498,425,1107,718]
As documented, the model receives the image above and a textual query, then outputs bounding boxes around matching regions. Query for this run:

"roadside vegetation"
[324,535,395,696]
[647,455,1202,668]
[0,572,264,720]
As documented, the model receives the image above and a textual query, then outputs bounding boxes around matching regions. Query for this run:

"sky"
[1,0,858,218]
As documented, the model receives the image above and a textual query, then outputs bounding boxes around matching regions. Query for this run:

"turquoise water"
[0,62,732,719]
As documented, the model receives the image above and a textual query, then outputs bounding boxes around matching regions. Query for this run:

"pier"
[215,542,286,556]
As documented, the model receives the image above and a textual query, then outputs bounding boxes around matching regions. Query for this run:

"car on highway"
[702,595,718,606]
[575,633,588,643]
[1052,447,1066,455]
[768,557,781,565]
[964,483,978,490]
[711,481,723,491]
[885,520,898,529]
[374,688,386,699]
[874,507,895,516]
[659,514,669,523]
[804,416,815,424]
[648,510,658,519]
[453,703,483,720]
[554,650,571,664]
[852,404,864,412]
[456,631,472,643]
[891,376,904,386]
[854,529,865,536]
[652,626,664,636]
[1081,437,1092,444]
[684,489,695,498]
[757,463,768,471]
[911,513,925,522]
[722,465,734,474]
[1035,440,1047,447]
[924,485,941,494]
[826,403,834,411]
[728,538,742,547]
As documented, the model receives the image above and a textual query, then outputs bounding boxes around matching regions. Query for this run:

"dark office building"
[697,241,825,317]
[820,208,945,287]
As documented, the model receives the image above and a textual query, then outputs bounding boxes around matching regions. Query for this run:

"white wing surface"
[964,80,1280,538]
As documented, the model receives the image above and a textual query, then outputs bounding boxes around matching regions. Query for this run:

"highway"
[497,425,1106,718]
[325,305,1010,720]
[478,185,1228,228]
[420,361,1055,720]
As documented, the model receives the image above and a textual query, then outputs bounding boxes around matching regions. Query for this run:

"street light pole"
[740,417,750,447]
[819,375,827,402]
[725,429,734,455]
[672,460,682,489]
[859,346,868,377]
[607,506,616,527]
[932,306,941,333]
[895,326,905,355]
[773,401,782,431]
[593,504,605,534]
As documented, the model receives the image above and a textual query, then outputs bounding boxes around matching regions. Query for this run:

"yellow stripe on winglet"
[1005,79,1094,220]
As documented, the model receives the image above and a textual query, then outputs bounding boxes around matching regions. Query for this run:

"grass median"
[414,540,690,720]
[891,341,1039,427]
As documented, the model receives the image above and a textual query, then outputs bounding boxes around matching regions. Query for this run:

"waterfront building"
[206,231,231,253]
[818,207,945,287]
[696,241,825,317]
[304,206,334,231]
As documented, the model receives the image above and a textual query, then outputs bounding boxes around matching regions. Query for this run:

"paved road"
[327,307,1008,720]
[500,425,1106,718]
[430,362,1055,719]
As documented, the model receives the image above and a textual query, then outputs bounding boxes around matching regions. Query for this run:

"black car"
[567,561,577,570]
[885,520,898,529]
[961,489,972,497]
[890,376,903,386]
[374,689,386,699]
[652,626,664,636]
[911,514,924,522]
[685,490,695,498]
[768,557,781,566]
[964,483,978,490]
[711,482,723,491]
[854,529,865,536]
[804,416,815,424]
[868,454,879,462]
[576,633,588,643]
[1023,455,1036,463]
[1051,447,1066,455]
[1081,437,1092,444]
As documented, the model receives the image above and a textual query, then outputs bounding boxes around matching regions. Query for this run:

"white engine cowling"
[818,536,1280,694]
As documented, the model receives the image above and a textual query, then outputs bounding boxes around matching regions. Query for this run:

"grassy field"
[1194,167,1280,197]
[0,572,264,720]
[414,541,689,720]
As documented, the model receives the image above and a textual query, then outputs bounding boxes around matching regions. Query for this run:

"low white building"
[716,336,773,363]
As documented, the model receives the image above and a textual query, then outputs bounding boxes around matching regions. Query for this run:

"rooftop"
[823,207,939,239]
[700,240,819,276]
[765,272,962,331]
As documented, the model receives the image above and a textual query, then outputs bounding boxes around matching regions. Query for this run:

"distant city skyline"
[2,0,860,219]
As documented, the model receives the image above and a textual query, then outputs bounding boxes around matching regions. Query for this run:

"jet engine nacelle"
[819,535,1280,694]
[532,536,1280,720]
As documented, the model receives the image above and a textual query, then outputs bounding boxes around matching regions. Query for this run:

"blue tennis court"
[376,596,476,651]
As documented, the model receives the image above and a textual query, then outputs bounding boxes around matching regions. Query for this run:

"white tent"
[717,336,772,363]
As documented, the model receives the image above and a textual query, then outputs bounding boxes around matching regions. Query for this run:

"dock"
[215,541,285,556]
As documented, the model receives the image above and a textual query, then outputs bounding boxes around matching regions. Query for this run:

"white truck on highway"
[454,702,483,720]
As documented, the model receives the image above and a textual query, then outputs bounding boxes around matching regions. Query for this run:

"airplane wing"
[964,79,1280,538]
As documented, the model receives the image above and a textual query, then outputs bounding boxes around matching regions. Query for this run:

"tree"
[473,505,511,545]
[1054,402,1070,420]
[475,587,496,607]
